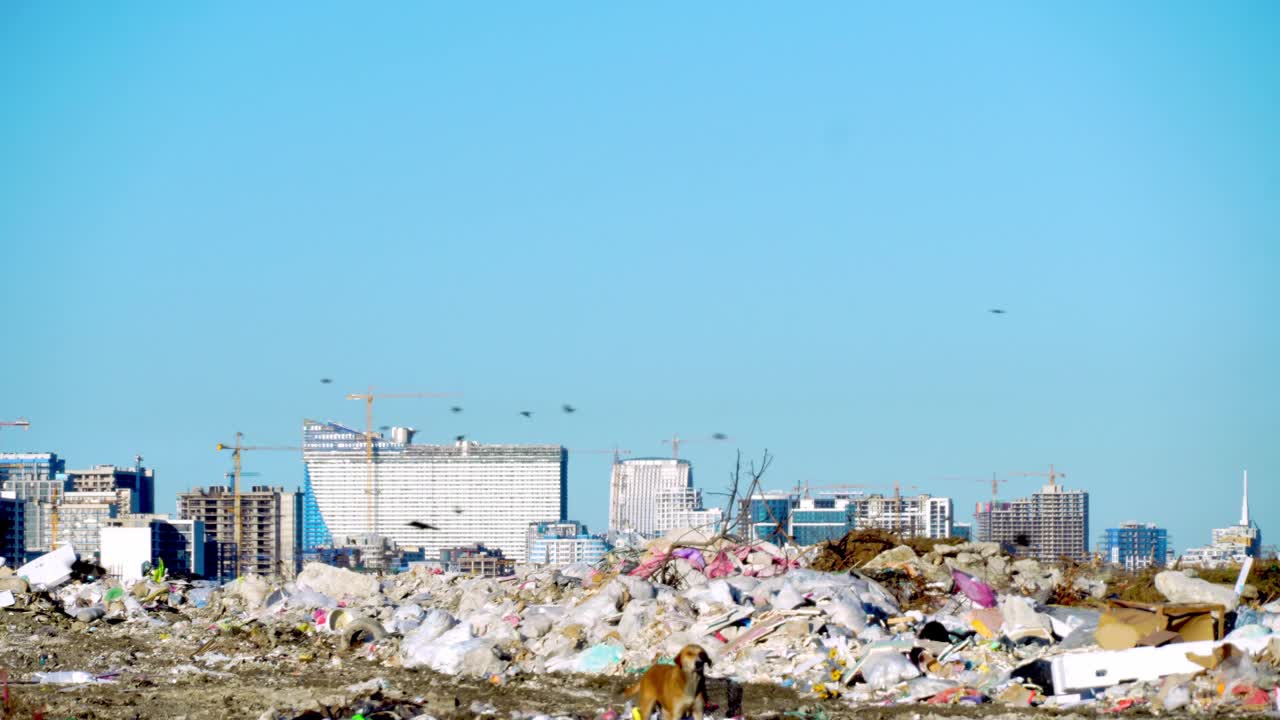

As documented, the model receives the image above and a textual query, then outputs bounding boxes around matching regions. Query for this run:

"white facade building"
[849,494,954,539]
[526,521,608,566]
[303,420,566,563]
[609,458,697,537]
[655,487,723,535]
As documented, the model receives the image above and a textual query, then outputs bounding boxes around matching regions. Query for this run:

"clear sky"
[2,3,1277,553]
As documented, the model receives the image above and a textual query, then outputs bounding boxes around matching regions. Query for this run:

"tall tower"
[1240,469,1250,527]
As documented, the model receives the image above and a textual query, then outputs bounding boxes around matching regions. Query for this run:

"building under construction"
[177,485,302,580]
[975,482,1090,562]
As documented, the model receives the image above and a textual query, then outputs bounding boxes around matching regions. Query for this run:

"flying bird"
[562,404,576,414]
[988,309,1006,314]
[407,520,438,530]
[452,505,464,514]
[712,432,728,440]
[520,411,533,419]
[379,425,390,431]
[455,434,466,442]
[320,378,333,384]
[450,406,463,414]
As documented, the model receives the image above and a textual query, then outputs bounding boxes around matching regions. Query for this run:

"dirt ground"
[0,608,1264,720]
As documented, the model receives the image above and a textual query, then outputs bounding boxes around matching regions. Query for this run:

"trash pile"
[3,530,1280,716]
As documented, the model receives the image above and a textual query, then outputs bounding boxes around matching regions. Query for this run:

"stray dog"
[624,644,712,720]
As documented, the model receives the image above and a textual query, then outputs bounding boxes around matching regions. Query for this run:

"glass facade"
[748,497,792,544]
[301,466,331,551]
[1103,523,1168,570]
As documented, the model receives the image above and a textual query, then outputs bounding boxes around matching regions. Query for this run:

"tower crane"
[0,419,30,449]
[938,473,1012,507]
[569,447,632,464]
[1013,464,1066,487]
[346,388,461,536]
[661,433,730,461]
[215,433,300,577]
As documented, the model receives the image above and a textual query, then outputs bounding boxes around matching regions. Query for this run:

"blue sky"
[2,3,1277,552]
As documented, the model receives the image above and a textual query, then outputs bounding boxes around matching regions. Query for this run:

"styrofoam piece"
[0,590,14,607]
[16,544,76,591]
[1050,634,1274,693]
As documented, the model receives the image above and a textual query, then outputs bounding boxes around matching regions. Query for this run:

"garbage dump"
[1,534,1278,719]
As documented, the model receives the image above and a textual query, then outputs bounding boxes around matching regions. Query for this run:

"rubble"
[0,536,1278,718]
[1154,569,1241,610]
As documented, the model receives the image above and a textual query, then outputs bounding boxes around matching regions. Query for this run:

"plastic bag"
[859,652,921,690]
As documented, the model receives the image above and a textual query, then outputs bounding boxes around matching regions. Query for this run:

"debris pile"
[2,533,1279,717]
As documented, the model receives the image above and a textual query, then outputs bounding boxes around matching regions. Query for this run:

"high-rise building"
[0,491,25,563]
[526,520,608,566]
[746,492,794,545]
[0,452,66,557]
[302,420,566,563]
[67,459,155,515]
[975,482,1089,562]
[952,522,973,542]
[746,491,955,545]
[54,491,119,560]
[300,466,332,556]
[101,516,206,580]
[1182,470,1261,567]
[1102,522,1168,571]
[847,494,954,539]
[177,485,302,580]
[655,487,723,535]
[610,458,710,537]
[789,495,858,546]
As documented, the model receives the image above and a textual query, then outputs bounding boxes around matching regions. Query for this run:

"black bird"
[450,406,463,414]
[408,520,438,530]
[712,432,728,440]
[520,411,533,419]
[379,425,390,431]
[452,505,464,514]
[562,404,576,414]
[455,434,466,442]
[989,308,1006,314]
[320,378,333,384]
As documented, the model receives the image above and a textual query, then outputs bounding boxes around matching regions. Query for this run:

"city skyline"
[3,4,1277,555]
[0,433,1266,557]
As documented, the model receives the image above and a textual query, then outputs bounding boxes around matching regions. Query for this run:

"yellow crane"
[661,432,730,461]
[569,447,632,464]
[0,418,30,450]
[1014,464,1066,487]
[345,388,461,535]
[216,433,300,577]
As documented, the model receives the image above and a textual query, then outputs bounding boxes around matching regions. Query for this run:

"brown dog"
[624,644,712,720]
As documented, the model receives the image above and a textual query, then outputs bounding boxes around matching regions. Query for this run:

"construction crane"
[1014,464,1066,487]
[216,433,300,577]
[346,388,461,536]
[939,473,1011,506]
[661,433,730,461]
[0,419,30,449]
[570,447,632,464]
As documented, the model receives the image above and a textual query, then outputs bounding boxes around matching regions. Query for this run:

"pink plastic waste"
[628,552,671,578]
[951,569,997,608]
[706,551,736,579]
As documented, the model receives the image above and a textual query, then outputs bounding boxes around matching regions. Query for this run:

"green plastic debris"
[104,587,124,603]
